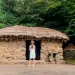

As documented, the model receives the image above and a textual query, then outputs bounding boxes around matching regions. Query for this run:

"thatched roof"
[0,25,69,40]
[64,43,75,50]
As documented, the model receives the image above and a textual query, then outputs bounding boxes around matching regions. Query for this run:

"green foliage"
[0,11,19,26]
[0,0,16,12]
[65,59,75,65]
[0,23,5,28]
[65,19,75,37]
[0,0,75,37]
[41,4,69,30]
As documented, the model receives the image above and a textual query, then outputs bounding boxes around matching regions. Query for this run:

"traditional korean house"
[0,25,69,63]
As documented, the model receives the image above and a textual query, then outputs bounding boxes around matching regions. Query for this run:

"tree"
[0,0,75,39]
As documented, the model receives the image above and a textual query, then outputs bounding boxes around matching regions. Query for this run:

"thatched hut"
[64,43,75,59]
[64,43,75,50]
[0,25,69,63]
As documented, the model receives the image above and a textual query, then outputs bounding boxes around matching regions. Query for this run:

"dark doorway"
[26,40,41,60]
[26,40,31,60]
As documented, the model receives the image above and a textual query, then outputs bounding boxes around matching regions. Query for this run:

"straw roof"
[0,25,69,40]
[64,43,75,50]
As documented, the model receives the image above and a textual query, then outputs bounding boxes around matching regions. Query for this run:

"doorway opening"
[53,53,57,61]
[26,40,41,60]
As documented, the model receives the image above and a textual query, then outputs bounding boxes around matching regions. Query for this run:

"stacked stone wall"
[0,41,25,63]
[41,40,63,62]
[63,50,75,59]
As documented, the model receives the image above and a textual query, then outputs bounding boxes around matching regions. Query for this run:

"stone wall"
[63,50,75,60]
[0,40,63,64]
[41,40,63,62]
[0,40,25,63]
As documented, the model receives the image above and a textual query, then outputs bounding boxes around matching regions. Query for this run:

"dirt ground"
[0,64,75,75]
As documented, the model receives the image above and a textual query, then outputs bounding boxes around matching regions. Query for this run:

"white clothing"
[29,45,36,59]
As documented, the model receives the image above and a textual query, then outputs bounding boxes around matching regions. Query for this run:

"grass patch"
[64,59,75,65]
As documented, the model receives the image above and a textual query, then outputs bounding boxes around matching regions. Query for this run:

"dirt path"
[0,64,75,75]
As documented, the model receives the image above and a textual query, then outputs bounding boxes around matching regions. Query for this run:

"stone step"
[0,60,65,64]
[0,60,45,64]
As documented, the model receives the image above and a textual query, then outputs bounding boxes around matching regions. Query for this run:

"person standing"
[28,40,36,67]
